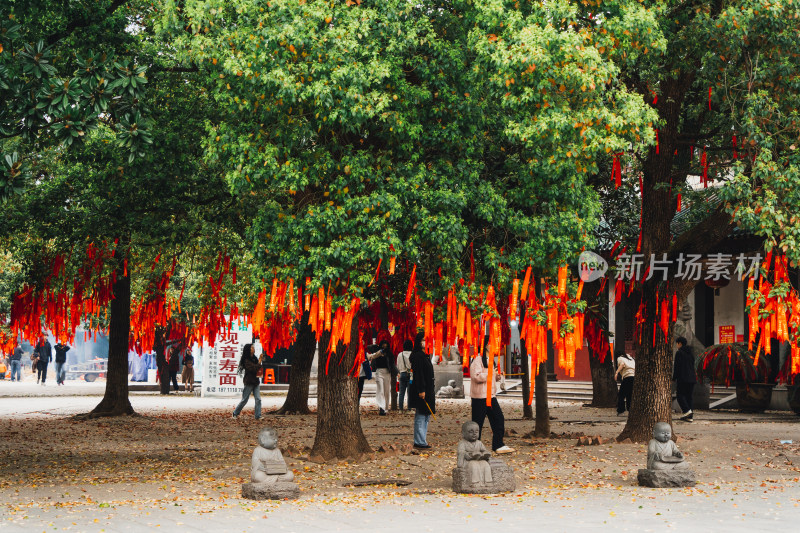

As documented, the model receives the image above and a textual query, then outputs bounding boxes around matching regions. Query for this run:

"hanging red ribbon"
[612,152,622,188]
[702,148,708,187]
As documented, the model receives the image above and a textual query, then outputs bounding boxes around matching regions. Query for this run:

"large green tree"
[1,1,254,417]
[164,0,655,458]
[570,1,800,441]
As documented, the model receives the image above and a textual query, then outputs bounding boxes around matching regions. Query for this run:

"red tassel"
[405,264,417,305]
[677,193,682,212]
[702,148,708,187]
[672,292,678,321]
[612,153,622,188]
[708,86,712,110]
[732,135,738,159]
[469,242,475,282]
[655,128,659,154]
[636,174,643,253]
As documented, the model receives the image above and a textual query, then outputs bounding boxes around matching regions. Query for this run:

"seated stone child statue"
[251,427,295,483]
[647,422,689,471]
[457,421,493,487]
[436,379,462,398]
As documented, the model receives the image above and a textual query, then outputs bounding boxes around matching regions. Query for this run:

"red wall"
[554,347,592,381]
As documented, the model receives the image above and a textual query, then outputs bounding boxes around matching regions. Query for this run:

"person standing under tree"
[10,343,23,382]
[168,346,181,392]
[673,337,697,422]
[34,337,52,386]
[53,342,70,386]
[181,349,195,393]
[367,339,394,415]
[615,351,635,415]
[408,332,435,449]
[232,343,262,420]
[469,337,515,454]
[395,339,413,411]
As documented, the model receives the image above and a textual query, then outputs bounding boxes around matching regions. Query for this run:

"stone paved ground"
[0,383,798,532]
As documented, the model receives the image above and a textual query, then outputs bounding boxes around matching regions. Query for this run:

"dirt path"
[1,396,798,517]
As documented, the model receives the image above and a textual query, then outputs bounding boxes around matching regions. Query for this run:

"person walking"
[470,338,515,454]
[367,340,394,415]
[168,346,181,392]
[34,337,52,385]
[615,351,636,415]
[53,342,70,385]
[408,332,435,449]
[673,337,697,422]
[10,343,23,382]
[181,350,195,392]
[232,343,262,420]
[396,339,413,411]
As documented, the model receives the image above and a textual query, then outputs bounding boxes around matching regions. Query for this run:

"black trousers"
[169,370,179,391]
[471,397,505,451]
[617,376,634,413]
[676,382,695,413]
[37,361,48,383]
[357,377,366,400]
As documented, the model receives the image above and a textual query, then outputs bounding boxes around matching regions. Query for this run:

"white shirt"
[617,356,635,379]
[396,351,412,373]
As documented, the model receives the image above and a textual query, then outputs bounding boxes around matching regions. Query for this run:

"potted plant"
[697,343,774,412]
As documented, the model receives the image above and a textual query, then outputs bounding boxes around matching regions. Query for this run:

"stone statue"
[242,427,299,500]
[251,427,295,483]
[456,422,493,487]
[646,422,689,470]
[452,422,515,494]
[672,300,705,354]
[436,379,463,398]
[440,344,463,365]
[637,422,696,488]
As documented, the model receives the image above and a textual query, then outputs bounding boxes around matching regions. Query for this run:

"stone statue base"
[637,469,696,488]
[434,366,465,399]
[452,458,515,494]
[241,482,300,500]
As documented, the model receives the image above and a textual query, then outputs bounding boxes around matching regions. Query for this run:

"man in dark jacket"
[10,344,23,382]
[168,346,181,391]
[674,336,697,422]
[54,342,70,385]
[34,337,52,385]
[408,332,435,449]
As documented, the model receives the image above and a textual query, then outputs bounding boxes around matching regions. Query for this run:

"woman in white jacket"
[470,338,515,454]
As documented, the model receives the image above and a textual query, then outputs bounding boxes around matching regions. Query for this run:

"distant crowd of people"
[0,339,71,385]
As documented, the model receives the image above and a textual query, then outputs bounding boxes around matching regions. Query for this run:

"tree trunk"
[276,310,315,415]
[588,348,618,407]
[310,313,371,461]
[519,333,533,420]
[617,287,674,442]
[533,361,550,436]
[82,255,134,418]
